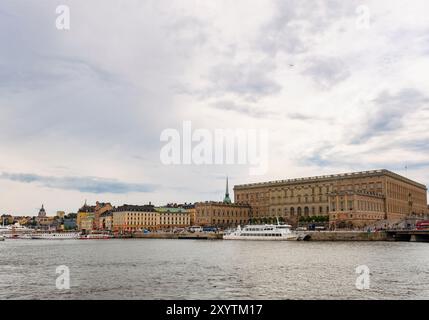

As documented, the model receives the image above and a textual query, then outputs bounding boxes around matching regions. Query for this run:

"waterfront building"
[195,178,250,228]
[181,203,196,225]
[11,216,31,226]
[77,202,96,232]
[1,214,14,225]
[64,215,77,230]
[112,204,158,233]
[94,202,113,230]
[36,205,58,230]
[56,211,65,219]
[234,169,428,228]
[155,206,190,230]
[37,217,57,230]
[99,210,113,231]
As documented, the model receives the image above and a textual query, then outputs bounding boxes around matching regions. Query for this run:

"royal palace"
[234,169,428,228]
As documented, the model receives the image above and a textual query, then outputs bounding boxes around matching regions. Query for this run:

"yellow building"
[234,169,428,228]
[77,202,95,232]
[1,215,14,225]
[183,204,196,226]
[112,204,158,233]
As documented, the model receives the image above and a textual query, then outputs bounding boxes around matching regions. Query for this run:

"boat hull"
[30,233,81,240]
[223,234,298,241]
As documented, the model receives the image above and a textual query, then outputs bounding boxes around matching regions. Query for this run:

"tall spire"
[223,176,232,204]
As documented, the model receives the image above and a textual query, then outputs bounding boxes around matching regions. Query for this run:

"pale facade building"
[112,204,158,232]
[155,206,190,229]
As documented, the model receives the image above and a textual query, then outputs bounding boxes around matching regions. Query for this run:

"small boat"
[0,235,5,241]
[79,233,113,240]
[223,223,298,241]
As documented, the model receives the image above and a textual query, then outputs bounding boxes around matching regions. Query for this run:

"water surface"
[1,239,428,299]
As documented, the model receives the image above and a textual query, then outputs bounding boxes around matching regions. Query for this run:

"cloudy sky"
[1,0,428,215]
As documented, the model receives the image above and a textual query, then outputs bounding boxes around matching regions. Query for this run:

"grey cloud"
[287,112,332,122]
[163,16,208,51]
[302,56,350,88]
[207,61,282,101]
[0,172,156,194]
[354,89,429,142]
[211,100,278,118]
[258,0,360,56]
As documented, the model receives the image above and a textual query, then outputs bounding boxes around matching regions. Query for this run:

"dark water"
[1,239,428,300]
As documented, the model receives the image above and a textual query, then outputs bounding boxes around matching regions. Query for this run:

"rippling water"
[1,239,428,299]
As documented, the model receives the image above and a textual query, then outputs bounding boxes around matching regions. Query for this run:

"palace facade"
[234,169,428,228]
[195,177,250,227]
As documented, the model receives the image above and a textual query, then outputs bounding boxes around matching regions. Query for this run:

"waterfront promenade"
[128,230,429,242]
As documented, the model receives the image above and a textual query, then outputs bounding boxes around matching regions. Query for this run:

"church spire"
[223,176,232,204]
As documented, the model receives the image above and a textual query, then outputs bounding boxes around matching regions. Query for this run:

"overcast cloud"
[1,0,428,215]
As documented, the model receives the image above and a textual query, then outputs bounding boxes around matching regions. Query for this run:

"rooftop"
[113,204,156,212]
[234,169,427,190]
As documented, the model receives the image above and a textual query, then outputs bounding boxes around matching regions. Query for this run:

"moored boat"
[223,223,298,240]
[0,223,35,239]
[30,232,81,240]
[79,232,113,240]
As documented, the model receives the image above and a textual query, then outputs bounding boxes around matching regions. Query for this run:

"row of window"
[331,213,384,220]
[197,210,247,217]
[271,206,329,215]
[210,219,247,225]
[237,182,384,201]
[241,233,282,237]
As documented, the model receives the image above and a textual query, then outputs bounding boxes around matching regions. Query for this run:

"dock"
[301,230,429,242]
[127,230,429,242]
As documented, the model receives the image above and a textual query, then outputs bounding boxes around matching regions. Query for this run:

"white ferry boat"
[30,232,81,240]
[79,233,112,240]
[0,223,35,239]
[223,224,298,241]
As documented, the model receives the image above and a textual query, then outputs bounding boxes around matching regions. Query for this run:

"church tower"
[223,176,232,204]
[38,204,46,217]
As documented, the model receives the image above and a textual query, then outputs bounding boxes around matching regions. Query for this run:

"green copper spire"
[223,176,232,204]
